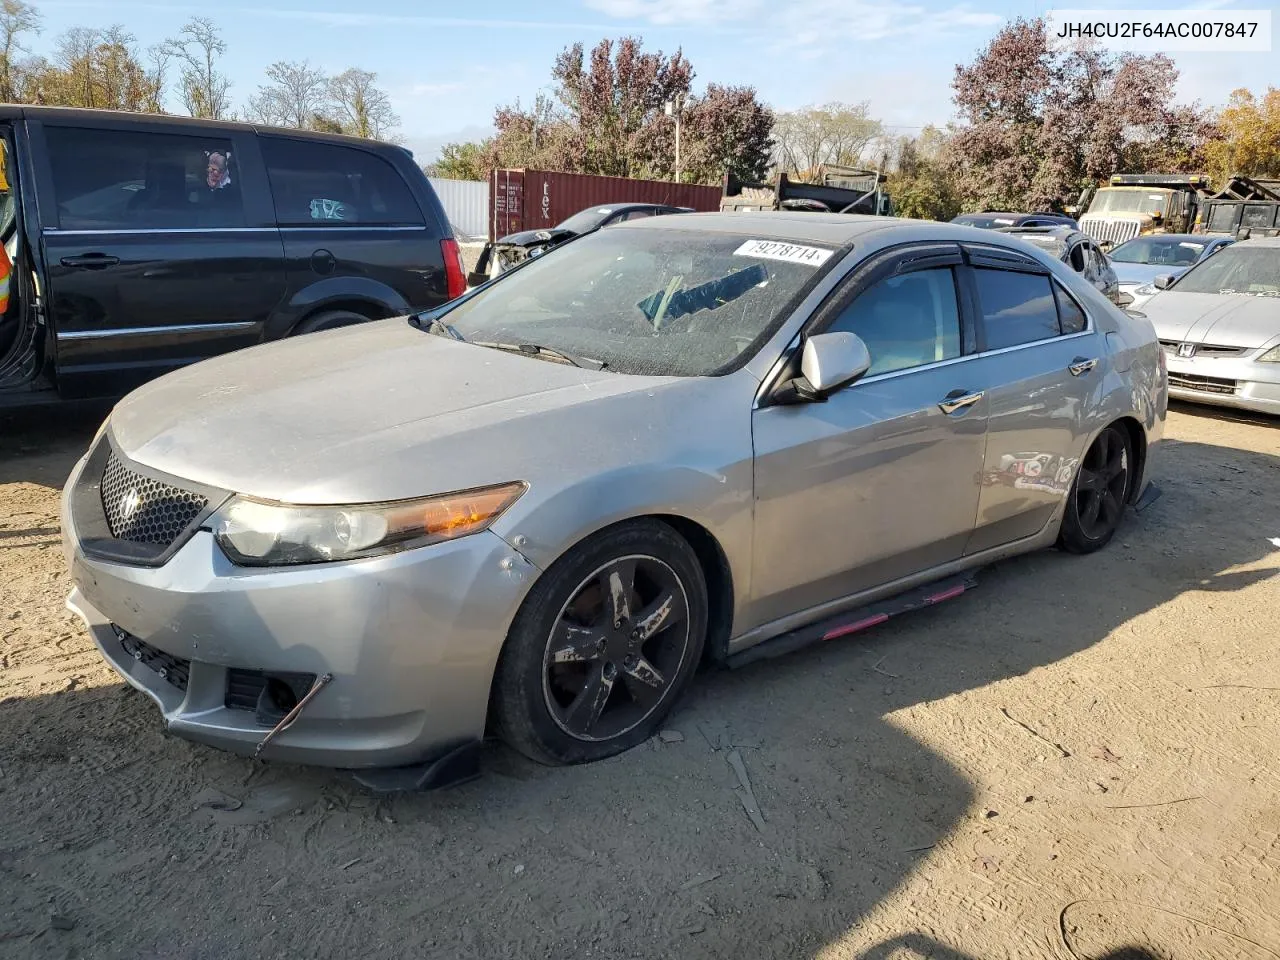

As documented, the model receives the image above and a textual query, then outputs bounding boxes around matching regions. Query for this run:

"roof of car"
[0,104,408,153]
[1118,233,1214,243]
[619,211,1064,252]
[996,224,1082,240]
[1237,237,1280,248]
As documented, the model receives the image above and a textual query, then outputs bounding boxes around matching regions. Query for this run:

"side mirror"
[1115,291,1134,308]
[774,332,872,404]
[1153,274,1175,290]
[1098,239,1115,254]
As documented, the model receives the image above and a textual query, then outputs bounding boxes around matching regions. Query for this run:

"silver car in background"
[62,214,1166,785]
[1142,238,1280,415]
[1109,233,1234,311]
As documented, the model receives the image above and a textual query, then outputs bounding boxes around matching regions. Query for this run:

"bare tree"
[0,0,40,102]
[166,17,231,119]
[327,68,399,139]
[772,101,884,176]
[245,60,329,128]
[144,42,173,113]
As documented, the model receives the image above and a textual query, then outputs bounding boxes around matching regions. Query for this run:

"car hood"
[1145,291,1280,347]
[1113,263,1189,286]
[494,227,577,248]
[109,319,683,504]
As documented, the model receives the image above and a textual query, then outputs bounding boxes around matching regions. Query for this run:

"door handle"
[938,390,984,415]
[1068,356,1098,377]
[60,254,120,269]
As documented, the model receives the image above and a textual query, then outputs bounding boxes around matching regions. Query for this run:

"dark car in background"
[952,211,1078,230]
[471,202,692,284]
[0,106,463,408]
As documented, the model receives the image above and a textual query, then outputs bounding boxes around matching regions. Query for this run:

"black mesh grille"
[100,451,207,547]
[114,626,190,692]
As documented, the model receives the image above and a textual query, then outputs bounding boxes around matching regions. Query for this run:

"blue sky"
[34,0,1280,163]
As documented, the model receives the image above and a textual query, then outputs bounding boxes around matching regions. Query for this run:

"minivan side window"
[46,127,245,230]
[826,267,962,376]
[260,138,423,227]
[972,268,1062,349]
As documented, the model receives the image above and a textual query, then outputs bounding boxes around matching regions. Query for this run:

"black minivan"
[0,106,465,407]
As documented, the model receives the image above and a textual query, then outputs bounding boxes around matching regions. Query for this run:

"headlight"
[1259,345,1280,363]
[1134,283,1156,296]
[212,482,527,566]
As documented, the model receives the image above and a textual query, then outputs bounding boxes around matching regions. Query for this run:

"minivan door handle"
[938,390,984,415]
[1068,356,1098,377]
[60,254,120,269]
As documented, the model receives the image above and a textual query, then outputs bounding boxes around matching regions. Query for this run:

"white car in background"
[1143,238,1280,415]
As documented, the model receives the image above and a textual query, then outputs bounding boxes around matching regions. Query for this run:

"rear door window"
[972,268,1061,349]
[260,137,423,226]
[45,126,245,230]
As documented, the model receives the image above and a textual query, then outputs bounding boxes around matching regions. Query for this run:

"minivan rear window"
[260,137,423,227]
[46,126,245,231]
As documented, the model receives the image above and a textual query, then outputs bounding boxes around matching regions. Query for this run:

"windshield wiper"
[470,340,605,371]
[415,313,466,342]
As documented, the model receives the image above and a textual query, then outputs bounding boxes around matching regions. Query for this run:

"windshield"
[1170,245,1280,297]
[1110,236,1206,266]
[953,214,1020,229]
[436,227,836,376]
[1086,189,1171,216]
[556,207,614,233]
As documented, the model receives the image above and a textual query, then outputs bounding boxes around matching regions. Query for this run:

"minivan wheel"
[492,520,708,765]
[1058,424,1132,554]
[292,309,372,335]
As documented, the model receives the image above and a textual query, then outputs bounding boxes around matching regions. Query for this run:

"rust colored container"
[488,169,721,240]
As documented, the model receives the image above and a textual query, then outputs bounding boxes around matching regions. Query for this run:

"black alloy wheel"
[542,554,690,742]
[1059,424,1132,553]
[491,519,708,765]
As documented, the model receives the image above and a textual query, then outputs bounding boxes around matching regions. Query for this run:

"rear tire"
[1058,424,1133,554]
[492,519,707,765]
[291,309,372,335]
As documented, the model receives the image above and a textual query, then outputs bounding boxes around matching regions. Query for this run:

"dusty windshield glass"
[1087,190,1169,216]
[439,227,835,376]
[1170,246,1279,296]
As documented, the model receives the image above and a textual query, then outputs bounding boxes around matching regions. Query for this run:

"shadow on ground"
[1,420,1278,958]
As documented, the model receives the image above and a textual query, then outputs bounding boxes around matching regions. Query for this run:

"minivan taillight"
[441,238,466,300]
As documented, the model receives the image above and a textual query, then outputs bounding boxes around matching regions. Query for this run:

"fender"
[490,461,756,639]
[267,277,413,339]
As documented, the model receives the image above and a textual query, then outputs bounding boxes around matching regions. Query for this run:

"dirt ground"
[2,402,1279,960]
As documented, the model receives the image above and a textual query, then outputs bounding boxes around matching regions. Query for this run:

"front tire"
[1058,424,1133,554]
[492,520,708,765]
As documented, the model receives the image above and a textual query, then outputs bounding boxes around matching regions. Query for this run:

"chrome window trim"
[45,227,275,236]
[279,224,427,232]
[57,321,258,341]
[44,225,428,236]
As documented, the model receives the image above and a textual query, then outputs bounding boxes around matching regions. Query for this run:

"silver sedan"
[62,214,1166,784]
[1142,238,1280,415]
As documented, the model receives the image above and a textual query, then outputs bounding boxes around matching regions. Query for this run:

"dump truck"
[1194,175,1280,239]
[721,164,894,217]
[1074,173,1212,248]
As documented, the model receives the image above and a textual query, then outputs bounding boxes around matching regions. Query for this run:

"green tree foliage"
[1203,87,1280,181]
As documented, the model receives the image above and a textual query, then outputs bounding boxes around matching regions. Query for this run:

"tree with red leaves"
[947,17,1216,212]
[433,37,773,185]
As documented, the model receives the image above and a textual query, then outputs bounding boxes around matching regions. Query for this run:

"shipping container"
[488,169,721,241]
[428,177,489,241]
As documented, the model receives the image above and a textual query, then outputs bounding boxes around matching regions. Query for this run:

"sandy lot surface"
[2,403,1278,960]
